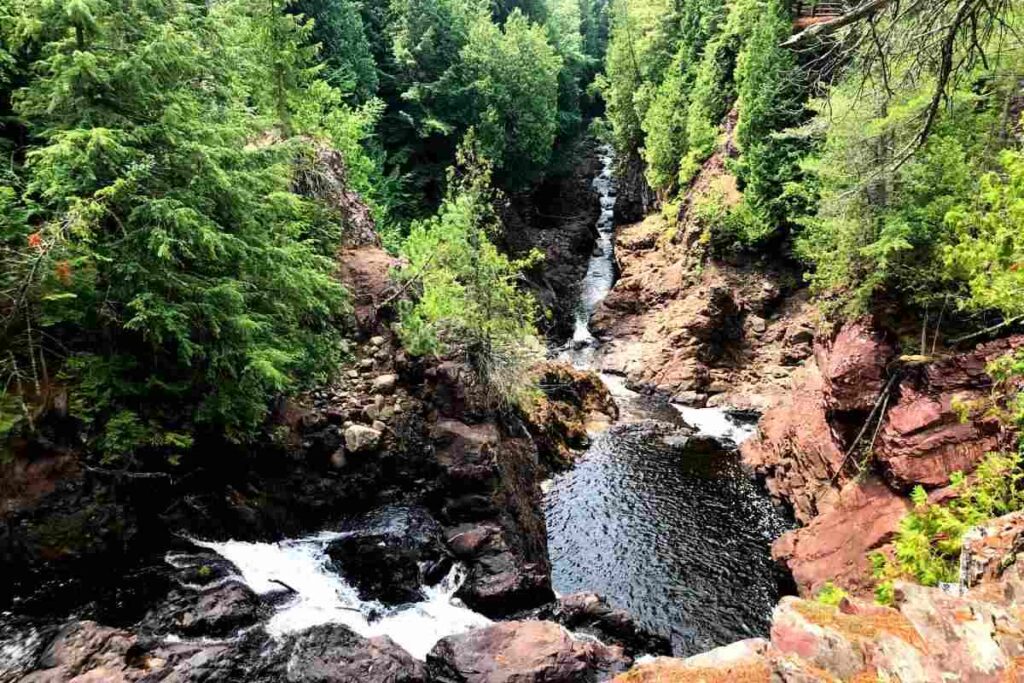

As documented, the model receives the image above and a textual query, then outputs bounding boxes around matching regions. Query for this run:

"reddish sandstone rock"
[772,476,910,596]
[612,639,773,682]
[894,581,1024,680]
[426,621,630,683]
[770,596,941,681]
[741,363,846,523]
[816,319,895,412]
[337,245,398,332]
[961,511,1024,605]
[874,335,1024,489]
[875,387,1001,488]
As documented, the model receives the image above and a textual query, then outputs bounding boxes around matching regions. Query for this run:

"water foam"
[190,533,490,660]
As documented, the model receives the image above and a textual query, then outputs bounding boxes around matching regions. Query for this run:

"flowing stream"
[547,147,793,656]
[184,534,490,660]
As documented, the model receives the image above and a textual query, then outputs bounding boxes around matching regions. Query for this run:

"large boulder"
[427,621,630,683]
[893,581,1024,679]
[139,580,264,638]
[15,621,142,683]
[817,319,895,412]
[772,475,910,596]
[429,415,554,617]
[16,621,427,683]
[611,638,821,682]
[874,335,1024,489]
[327,504,450,605]
[446,523,552,617]
[770,595,942,681]
[532,593,671,657]
[251,623,427,683]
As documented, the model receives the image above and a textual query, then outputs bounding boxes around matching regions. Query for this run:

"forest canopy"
[0,0,609,458]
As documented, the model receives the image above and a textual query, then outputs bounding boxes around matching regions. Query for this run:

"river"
[549,147,794,656]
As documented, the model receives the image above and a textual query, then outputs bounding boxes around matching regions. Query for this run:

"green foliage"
[461,10,563,186]
[0,0,377,458]
[292,0,378,103]
[732,0,805,225]
[397,140,543,403]
[945,149,1024,318]
[887,454,1024,586]
[691,179,770,253]
[794,75,1002,315]
[815,581,849,607]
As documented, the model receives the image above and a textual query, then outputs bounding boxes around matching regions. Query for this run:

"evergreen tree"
[0,0,354,455]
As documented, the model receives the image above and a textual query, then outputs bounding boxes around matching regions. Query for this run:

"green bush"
[397,140,544,405]
[888,453,1024,586]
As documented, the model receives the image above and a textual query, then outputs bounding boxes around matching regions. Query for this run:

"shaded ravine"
[547,150,794,656]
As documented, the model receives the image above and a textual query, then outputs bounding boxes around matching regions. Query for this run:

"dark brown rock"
[327,504,450,605]
[533,592,671,656]
[140,580,264,638]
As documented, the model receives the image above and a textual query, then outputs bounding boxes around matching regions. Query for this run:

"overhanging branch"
[782,0,897,48]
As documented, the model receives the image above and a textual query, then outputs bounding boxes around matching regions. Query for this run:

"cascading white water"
[565,146,618,366]
[185,533,490,660]
[599,374,757,444]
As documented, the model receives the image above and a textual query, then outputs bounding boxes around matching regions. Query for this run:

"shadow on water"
[547,141,795,658]
[544,420,795,656]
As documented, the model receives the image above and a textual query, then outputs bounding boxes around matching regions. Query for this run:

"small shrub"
[815,581,848,607]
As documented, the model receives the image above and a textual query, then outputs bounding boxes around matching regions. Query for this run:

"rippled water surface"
[544,422,793,655]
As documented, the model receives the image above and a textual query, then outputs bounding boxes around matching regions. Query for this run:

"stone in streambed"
[139,580,265,638]
[327,504,450,605]
[344,424,381,453]
[532,592,671,657]
[427,621,630,683]
[372,374,397,395]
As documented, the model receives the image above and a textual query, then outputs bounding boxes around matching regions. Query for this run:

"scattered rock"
[427,621,630,683]
[344,424,381,453]
[329,447,347,469]
[372,374,398,395]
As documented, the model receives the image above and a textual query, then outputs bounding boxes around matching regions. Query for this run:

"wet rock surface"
[327,504,450,605]
[138,580,265,638]
[427,620,631,683]
[529,592,672,657]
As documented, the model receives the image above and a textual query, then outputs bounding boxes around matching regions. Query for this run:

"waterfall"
[187,533,490,660]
